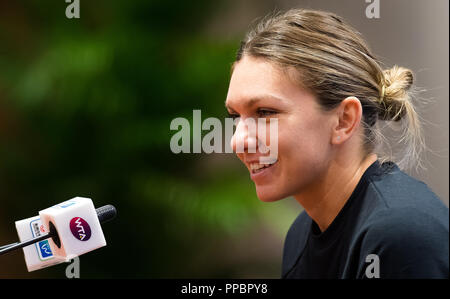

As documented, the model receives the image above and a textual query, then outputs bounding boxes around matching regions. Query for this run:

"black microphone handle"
[0,233,53,255]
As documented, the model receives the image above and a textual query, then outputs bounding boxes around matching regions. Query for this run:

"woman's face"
[225,55,336,202]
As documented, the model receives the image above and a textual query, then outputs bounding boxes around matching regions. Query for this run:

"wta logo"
[69,217,92,241]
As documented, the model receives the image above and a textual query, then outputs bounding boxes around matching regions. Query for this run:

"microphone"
[1,197,116,272]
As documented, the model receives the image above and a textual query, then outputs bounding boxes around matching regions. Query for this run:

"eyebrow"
[225,94,287,110]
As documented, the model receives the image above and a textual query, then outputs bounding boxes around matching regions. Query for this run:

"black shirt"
[282,160,449,279]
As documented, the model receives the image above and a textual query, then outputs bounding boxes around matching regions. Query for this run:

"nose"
[231,117,258,154]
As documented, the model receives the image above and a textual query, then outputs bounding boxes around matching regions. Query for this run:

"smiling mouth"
[249,160,278,174]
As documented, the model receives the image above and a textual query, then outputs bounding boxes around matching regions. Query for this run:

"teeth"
[249,161,277,172]
[250,163,266,171]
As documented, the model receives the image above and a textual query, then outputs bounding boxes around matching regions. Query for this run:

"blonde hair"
[234,9,426,171]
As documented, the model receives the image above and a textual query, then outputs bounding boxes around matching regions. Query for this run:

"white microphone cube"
[15,216,66,272]
[39,197,106,260]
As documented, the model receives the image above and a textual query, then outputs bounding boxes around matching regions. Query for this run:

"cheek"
[279,118,331,168]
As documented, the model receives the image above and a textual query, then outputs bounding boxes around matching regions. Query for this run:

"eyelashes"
[227,109,277,120]
[227,112,240,120]
[257,108,277,117]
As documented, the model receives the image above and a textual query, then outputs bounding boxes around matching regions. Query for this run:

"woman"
[225,9,448,278]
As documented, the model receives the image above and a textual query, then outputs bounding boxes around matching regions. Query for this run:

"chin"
[255,187,284,202]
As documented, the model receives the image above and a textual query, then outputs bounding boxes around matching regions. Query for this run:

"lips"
[246,159,278,181]
[249,161,276,173]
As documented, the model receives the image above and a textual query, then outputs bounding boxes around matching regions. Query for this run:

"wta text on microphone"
[38,197,107,261]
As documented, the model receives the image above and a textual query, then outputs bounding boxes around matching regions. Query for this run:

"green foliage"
[0,1,300,278]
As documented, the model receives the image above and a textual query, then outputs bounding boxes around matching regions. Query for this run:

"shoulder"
[281,210,311,277]
[354,162,449,278]
[363,164,449,239]
[367,162,446,212]
[363,206,448,247]
[358,162,448,241]
[358,206,449,278]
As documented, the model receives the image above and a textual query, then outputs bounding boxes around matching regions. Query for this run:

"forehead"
[225,56,311,108]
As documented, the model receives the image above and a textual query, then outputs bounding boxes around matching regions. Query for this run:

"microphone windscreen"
[39,197,106,260]
[96,205,117,224]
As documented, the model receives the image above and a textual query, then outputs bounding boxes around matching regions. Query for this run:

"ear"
[331,96,363,145]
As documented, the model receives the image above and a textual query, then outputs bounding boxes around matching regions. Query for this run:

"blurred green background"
[1,0,447,278]
[0,0,301,278]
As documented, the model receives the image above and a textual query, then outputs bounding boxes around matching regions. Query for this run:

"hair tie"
[380,85,386,101]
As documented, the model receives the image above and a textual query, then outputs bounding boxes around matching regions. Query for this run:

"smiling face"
[225,55,336,202]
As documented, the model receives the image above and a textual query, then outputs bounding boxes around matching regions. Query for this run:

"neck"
[294,153,378,232]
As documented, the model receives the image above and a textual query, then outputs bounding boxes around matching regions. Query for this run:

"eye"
[257,108,277,117]
[227,111,240,120]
